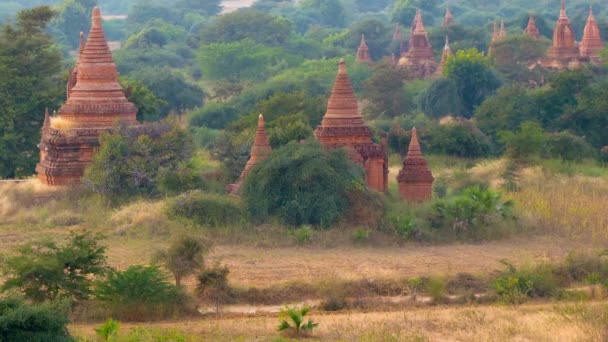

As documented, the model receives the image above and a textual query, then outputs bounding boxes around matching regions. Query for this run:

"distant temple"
[434,36,452,77]
[442,3,455,27]
[37,7,138,185]
[399,10,436,78]
[227,115,272,194]
[315,60,388,192]
[580,6,603,63]
[540,0,582,69]
[524,14,540,39]
[355,34,373,65]
[397,128,434,202]
[392,23,402,43]
[499,20,507,39]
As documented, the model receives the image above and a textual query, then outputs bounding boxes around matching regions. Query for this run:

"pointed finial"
[361,33,367,46]
[79,32,85,55]
[338,58,347,75]
[92,6,102,27]
[445,36,450,48]
[258,114,265,128]
[560,0,567,18]
[43,108,50,128]
[408,127,422,156]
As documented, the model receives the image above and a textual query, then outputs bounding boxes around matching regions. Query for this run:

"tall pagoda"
[227,115,272,194]
[434,36,452,77]
[541,0,581,69]
[399,10,436,78]
[37,7,138,185]
[524,14,540,39]
[442,3,455,27]
[580,6,603,63]
[314,60,388,192]
[355,34,373,65]
[397,128,434,202]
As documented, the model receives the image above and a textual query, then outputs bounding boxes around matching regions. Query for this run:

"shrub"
[0,297,73,342]
[95,266,191,321]
[278,306,319,338]
[290,226,314,245]
[1,232,108,302]
[353,228,370,244]
[499,121,546,161]
[544,132,596,161]
[427,277,448,304]
[189,102,239,130]
[492,275,532,304]
[167,190,242,227]
[428,120,494,158]
[242,141,366,227]
[154,236,210,286]
[95,319,120,342]
[191,126,220,149]
[196,265,234,313]
[157,160,204,196]
[493,261,560,304]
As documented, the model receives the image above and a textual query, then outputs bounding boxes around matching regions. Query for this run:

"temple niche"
[37,7,138,185]
[227,115,272,195]
[540,0,582,70]
[397,128,434,202]
[399,10,436,78]
[314,60,388,192]
[580,7,604,63]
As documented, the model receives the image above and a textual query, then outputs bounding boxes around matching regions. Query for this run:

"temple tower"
[392,23,402,42]
[442,3,455,27]
[37,7,138,185]
[399,10,436,78]
[499,20,507,39]
[580,6,603,63]
[355,34,373,65]
[434,36,452,77]
[227,115,272,194]
[492,21,499,42]
[541,0,581,69]
[397,128,434,202]
[524,14,540,39]
[314,60,388,192]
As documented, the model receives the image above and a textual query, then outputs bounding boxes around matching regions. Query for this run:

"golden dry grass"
[69,302,608,341]
[50,116,77,130]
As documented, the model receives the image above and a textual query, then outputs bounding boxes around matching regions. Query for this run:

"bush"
[290,226,314,245]
[0,297,73,342]
[277,306,319,338]
[95,266,191,321]
[493,261,560,304]
[156,160,204,196]
[154,236,210,287]
[1,232,108,302]
[544,132,596,161]
[167,190,242,227]
[500,121,546,161]
[242,141,366,227]
[196,265,234,313]
[95,319,119,342]
[191,126,220,149]
[189,102,239,130]
[428,120,494,158]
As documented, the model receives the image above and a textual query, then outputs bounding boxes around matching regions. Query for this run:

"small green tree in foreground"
[154,235,210,286]
[0,297,73,342]
[278,306,319,338]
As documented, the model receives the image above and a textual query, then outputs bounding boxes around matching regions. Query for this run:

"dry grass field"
[70,302,608,341]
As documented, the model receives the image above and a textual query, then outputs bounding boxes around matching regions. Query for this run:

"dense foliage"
[0,297,73,342]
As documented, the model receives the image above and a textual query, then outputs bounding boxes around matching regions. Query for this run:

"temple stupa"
[397,128,434,202]
[399,10,436,78]
[580,6,603,63]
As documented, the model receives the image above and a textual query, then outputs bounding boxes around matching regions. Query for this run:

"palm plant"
[278,306,319,338]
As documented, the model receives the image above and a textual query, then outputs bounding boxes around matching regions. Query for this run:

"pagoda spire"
[399,9,435,78]
[318,59,366,128]
[43,108,50,128]
[492,21,499,42]
[499,20,507,39]
[392,23,402,42]
[397,127,434,202]
[580,6,604,62]
[524,14,540,39]
[355,34,372,65]
[560,0,566,19]
[435,36,452,77]
[442,2,455,27]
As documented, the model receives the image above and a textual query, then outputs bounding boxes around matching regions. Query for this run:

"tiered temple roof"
[541,0,581,69]
[315,60,388,192]
[37,7,138,185]
[397,127,434,202]
[227,115,272,194]
[355,34,373,65]
[442,3,455,27]
[399,10,436,78]
[524,14,541,39]
[580,6,603,63]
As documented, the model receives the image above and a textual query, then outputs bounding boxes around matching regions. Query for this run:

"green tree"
[200,9,292,46]
[242,141,365,227]
[444,48,502,118]
[362,61,410,117]
[0,297,73,342]
[0,6,62,179]
[299,0,346,27]
[189,102,239,130]
[51,0,96,49]
[154,236,209,287]
[1,232,108,302]
[176,0,222,17]
[419,78,465,118]
[120,76,168,122]
[500,121,546,161]
[347,18,391,60]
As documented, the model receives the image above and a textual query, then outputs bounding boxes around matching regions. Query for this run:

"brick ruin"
[37,7,138,185]
[398,128,434,202]
[398,10,437,78]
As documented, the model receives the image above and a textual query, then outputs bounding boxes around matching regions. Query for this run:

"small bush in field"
[167,190,242,227]
[95,266,190,321]
[427,277,448,304]
[0,297,72,342]
[96,319,120,342]
[353,228,370,244]
[196,265,233,313]
[278,306,319,338]
[492,261,560,304]
[407,277,423,301]
[493,275,532,304]
[290,226,314,245]
[154,235,210,287]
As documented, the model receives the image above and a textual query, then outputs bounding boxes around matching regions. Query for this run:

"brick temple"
[399,10,436,78]
[227,114,272,194]
[540,1,582,69]
[315,60,388,192]
[442,3,455,27]
[434,36,452,77]
[524,14,540,39]
[398,128,434,202]
[37,7,138,185]
[580,6,604,63]
[355,34,372,65]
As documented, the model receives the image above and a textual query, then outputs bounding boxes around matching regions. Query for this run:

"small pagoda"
[397,128,434,202]
[434,36,452,77]
[524,14,540,39]
[355,34,373,65]
[314,60,388,192]
[580,6,603,63]
[392,23,402,43]
[540,0,581,69]
[227,115,272,194]
[442,3,455,27]
[399,10,436,78]
[37,7,138,185]
[499,20,507,39]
